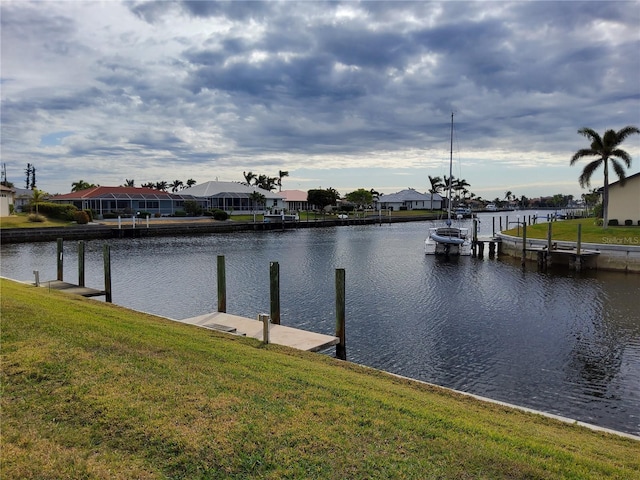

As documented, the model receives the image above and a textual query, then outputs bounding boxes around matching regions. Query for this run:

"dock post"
[499,217,502,232]
[546,222,553,268]
[521,222,527,268]
[78,240,85,287]
[56,238,63,281]
[472,218,478,257]
[259,313,270,344]
[270,261,280,325]
[489,241,495,257]
[217,255,226,313]
[492,216,496,237]
[575,224,582,272]
[103,244,112,303]
[335,268,346,360]
[478,241,485,258]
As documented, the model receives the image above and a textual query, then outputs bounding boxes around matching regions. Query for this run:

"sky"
[1,1,639,201]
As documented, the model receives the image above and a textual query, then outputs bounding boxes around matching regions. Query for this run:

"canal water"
[2,214,639,436]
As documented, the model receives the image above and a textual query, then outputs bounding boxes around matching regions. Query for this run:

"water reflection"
[1,220,639,435]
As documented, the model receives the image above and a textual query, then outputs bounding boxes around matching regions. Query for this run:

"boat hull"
[425,227,472,256]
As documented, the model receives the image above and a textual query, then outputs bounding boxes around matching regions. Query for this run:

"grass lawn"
[503,218,640,245]
[0,214,73,229]
[2,278,638,479]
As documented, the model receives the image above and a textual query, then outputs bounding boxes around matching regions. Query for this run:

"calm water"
[2,214,639,436]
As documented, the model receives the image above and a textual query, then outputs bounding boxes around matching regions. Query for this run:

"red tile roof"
[51,186,175,199]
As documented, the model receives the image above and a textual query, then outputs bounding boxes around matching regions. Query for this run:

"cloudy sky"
[2,1,639,200]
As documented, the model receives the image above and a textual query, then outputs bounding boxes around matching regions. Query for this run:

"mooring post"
[56,238,64,281]
[270,261,280,325]
[118,216,122,229]
[103,244,112,303]
[217,255,226,313]
[472,218,478,257]
[78,240,85,287]
[521,221,527,268]
[576,224,582,256]
[492,216,496,237]
[335,268,346,360]
[499,216,502,232]
[259,313,270,344]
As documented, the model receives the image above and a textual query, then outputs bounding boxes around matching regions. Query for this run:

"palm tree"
[124,179,135,187]
[428,175,444,210]
[243,171,257,186]
[170,179,184,192]
[30,188,45,215]
[154,181,168,192]
[141,182,155,189]
[277,170,289,192]
[71,180,96,192]
[570,126,639,227]
[249,191,266,222]
[186,178,197,188]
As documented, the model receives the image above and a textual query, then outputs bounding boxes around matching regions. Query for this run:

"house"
[279,190,311,211]
[49,186,204,217]
[0,185,15,217]
[181,181,284,214]
[375,188,443,211]
[607,171,640,224]
[12,188,33,213]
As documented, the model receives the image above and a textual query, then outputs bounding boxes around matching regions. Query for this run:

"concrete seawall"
[498,233,640,273]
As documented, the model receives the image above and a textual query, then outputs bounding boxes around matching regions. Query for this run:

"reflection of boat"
[454,206,472,217]
[425,113,472,256]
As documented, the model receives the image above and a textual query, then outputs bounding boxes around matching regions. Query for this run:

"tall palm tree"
[570,126,639,227]
[124,179,135,187]
[186,178,197,188]
[155,181,168,192]
[277,170,289,192]
[170,179,184,192]
[30,188,45,214]
[71,180,96,192]
[243,171,257,186]
[428,175,444,210]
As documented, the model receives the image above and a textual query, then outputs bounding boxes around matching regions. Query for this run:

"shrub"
[83,209,94,222]
[102,212,118,219]
[154,212,162,218]
[35,202,78,220]
[136,211,151,218]
[608,219,619,226]
[212,209,229,221]
[624,219,633,226]
[183,200,202,216]
[595,218,603,226]
[75,211,90,224]
[173,210,187,217]
[28,213,46,223]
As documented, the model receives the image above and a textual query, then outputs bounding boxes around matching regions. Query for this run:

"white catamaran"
[425,113,472,256]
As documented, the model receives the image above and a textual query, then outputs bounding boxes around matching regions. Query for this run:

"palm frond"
[570,148,598,165]
[577,127,602,147]
[611,148,633,167]
[616,125,640,142]
[578,159,602,188]
[610,159,628,186]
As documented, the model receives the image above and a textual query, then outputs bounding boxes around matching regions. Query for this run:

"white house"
[181,181,285,215]
[607,171,640,225]
[375,188,443,211]
[0,185,15,217]
[279,190,311,211]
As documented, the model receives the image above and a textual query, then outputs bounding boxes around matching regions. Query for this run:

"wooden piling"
[259,313,270,344]
[217,255,226,313]
[489,241,496,257]
[270,261,280,325]
[78,240,85,287]
[492,216,496,237]
[103,244,112,303]
[56,238,63,281]
[575,224,582,272]
[335,268,346,360]
[478,241,484,258]
[546,222,553,268]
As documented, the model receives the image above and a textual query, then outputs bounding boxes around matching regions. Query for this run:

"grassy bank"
[503,218,640,245]
[2,279,638,479]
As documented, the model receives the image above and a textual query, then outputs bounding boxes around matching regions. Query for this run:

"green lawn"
[504,218,640,245]
[2,279,638,479]
[0,213,73,228]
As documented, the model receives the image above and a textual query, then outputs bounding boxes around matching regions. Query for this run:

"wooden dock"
[37,280,108,298]
[179,311,340,352]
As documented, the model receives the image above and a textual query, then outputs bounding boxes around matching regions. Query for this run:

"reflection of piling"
[335,268,346,360]
[78,241,85,287]
[103,244,112,303]
[57,238,64,281]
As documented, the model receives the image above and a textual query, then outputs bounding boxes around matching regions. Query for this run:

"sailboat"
[425,113,472,256]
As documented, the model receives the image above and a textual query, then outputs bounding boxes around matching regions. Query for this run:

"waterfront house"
[279,190,311,211]
[375,188,443,211]
[181,181,284,215]
[0,185,15,217]
[12,188,34,213]
[49,186,204,217]
[607,171,640,225]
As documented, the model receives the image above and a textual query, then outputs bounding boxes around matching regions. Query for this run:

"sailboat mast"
[447,112,454,223]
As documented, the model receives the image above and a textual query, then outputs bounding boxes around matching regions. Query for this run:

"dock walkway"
[37,280,107,298]
[179,311,339,352]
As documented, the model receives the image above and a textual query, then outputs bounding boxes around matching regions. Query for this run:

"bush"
[624,219,633,226]
[83,209,93,222]
[211,209,229,221]
[75,211,90,224]
[183,200,202,216]
[136,211,151,218]
[103,212,118,219]
[173,210,187,217]
[35,202,78,220]
[28,213,46,223]
[154,212,162,218]
[608,219,619,226]
[594,218,603,226]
